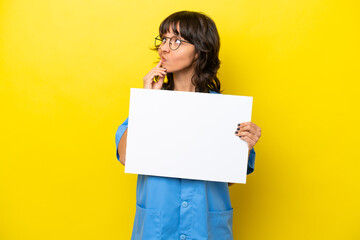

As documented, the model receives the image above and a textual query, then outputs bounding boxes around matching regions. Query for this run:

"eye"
[175,39,181,44]
[161,37,167,42]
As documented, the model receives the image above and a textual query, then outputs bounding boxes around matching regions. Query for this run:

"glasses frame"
[154,35,191,51]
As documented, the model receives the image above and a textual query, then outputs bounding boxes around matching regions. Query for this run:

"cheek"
[174,50,195,66]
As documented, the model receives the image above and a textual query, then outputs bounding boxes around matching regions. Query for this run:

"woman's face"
[158,26,197,73]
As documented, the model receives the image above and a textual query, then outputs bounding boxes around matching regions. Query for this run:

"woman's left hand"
[235,122,261,150]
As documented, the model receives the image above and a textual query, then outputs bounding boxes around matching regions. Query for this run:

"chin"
[165,67,173,73]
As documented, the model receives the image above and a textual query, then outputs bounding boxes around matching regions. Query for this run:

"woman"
[116,10,261,240]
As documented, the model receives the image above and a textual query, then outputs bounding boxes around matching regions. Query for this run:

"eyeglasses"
[154,35,191,51]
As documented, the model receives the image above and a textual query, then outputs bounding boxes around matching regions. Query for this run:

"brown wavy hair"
[152,11,223,93]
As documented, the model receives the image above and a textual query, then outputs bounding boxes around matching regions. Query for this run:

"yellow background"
[1,0,359,239]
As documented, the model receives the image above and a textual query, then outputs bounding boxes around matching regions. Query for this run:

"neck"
[173,67,196,92]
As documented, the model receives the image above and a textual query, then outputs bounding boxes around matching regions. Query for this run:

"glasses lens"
[170,37,181,50]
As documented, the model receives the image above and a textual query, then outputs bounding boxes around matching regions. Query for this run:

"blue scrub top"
[115,90,256,240]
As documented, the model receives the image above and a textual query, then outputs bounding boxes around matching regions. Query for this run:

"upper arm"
[115,117,129,162]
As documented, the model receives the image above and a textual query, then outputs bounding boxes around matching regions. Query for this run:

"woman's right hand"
[143,59,167,90]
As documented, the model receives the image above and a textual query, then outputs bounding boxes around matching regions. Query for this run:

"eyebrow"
[161,33,182,39]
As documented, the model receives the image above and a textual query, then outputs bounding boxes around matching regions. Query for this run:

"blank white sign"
[125,88,253,183]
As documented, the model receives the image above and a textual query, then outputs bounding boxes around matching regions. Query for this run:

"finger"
[157,72,167,80]
[153,67,167,72]
[149,68,167,75]
[156,59,163,68]
[237,130,257,142]
[244,131,258,142]
[238,122,261,137]
[235,130,257,142]
[144,62,166,79]
[235,130,256,145]
[154,75,165,85]
[236,122,251,127]
[148,70,167,79]
[153,69,167,75]
[148,71,165,82]
[238,124,256,134]
[245,122,260,132]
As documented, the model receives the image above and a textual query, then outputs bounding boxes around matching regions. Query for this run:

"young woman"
[115,11,261,240]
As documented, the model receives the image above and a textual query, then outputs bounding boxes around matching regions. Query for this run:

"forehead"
[162,32,179,37]
[161,22,181,37]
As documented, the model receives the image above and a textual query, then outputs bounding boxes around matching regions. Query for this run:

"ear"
[194,52,198,62]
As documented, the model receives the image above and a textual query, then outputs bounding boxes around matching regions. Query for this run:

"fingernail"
[239,136,242,138]
[237,128,240,130]
[238,124,241,126]
[235,131,238,134]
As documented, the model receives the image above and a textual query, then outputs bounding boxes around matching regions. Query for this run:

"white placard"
[125,88,253,183]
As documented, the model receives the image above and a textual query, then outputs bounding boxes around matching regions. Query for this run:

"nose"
[159,39,171,53]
